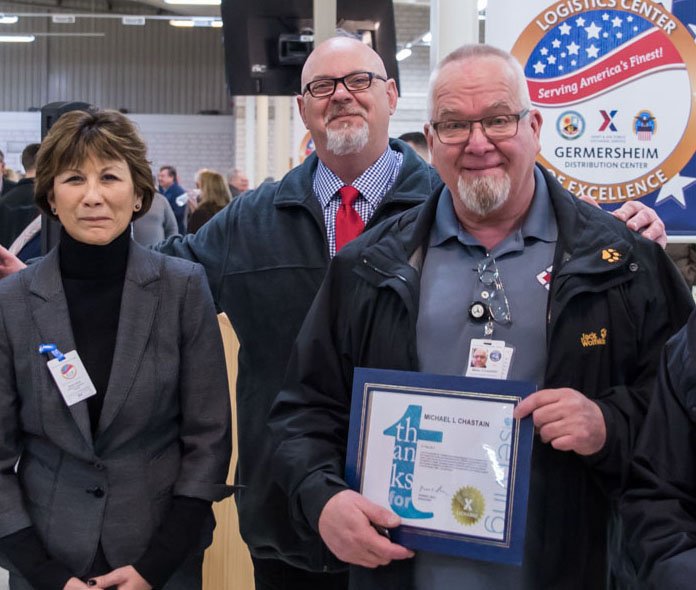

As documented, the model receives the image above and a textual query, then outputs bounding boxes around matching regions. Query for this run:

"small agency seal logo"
[633,110,657,141]
[451,485,485,526]
[557,110,585,139]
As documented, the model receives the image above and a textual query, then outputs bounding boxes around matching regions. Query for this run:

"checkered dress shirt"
[314,146,403,257]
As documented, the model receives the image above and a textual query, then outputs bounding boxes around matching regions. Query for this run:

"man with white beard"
[268,43,693,590]
[0,37,670,590]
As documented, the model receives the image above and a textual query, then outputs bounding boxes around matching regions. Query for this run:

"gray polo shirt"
[417,166,558,386]
[414,167,558,588]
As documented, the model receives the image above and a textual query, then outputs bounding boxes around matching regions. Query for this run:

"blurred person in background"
[158,165,187,234]
[187,170,231,234]
[227,167,250,198]
[665,244,696,290]
[132,192,179,247]
[398,131,430,163]
[0,143,40,249]
[0,149,17,195]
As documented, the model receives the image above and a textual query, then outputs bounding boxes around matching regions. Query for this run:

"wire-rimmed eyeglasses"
[302,71,387,98]
[431,109,530,144]
[476,255,511,336]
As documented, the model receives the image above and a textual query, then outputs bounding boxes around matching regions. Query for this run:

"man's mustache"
[325,108,367,124]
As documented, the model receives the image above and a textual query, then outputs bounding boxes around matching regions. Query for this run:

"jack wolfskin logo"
[581,328,607,348]
[601,248,621,263]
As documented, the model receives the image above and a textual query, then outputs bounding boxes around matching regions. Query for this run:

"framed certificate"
[345,368,535,565]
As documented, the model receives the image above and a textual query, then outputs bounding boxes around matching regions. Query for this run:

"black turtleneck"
[60,227,129,433]
[0,228,210,589]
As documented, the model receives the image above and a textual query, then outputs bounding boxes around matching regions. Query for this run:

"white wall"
[131,114,235,190]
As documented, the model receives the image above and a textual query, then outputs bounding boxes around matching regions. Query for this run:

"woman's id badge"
[46,350,97,406]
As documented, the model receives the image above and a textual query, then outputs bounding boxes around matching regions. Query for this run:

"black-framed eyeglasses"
[302,71,387,98]
[477,255,511,331]
[431,109,530,144]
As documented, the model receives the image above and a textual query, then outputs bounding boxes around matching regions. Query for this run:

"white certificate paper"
[345,368,535,564]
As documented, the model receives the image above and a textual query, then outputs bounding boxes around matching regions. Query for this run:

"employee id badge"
[46,350,97,406]
[466,338,514,380]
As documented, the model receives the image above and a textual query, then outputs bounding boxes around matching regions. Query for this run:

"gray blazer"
[0,241,233,575]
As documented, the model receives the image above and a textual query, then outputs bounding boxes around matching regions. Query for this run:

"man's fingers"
[578,197,667,248]
[339,525,413,568]
[528,391,606,455]
[537,418,571,444]
[528,403,567,429]
[612,202,667,247]
[513,395,539,419]
[549,434,576,452]
[318,489,413,567]
[361,532,414,567]
[641,222,668,248]
[358,495,400,529]
[513,389,559,419]
[620,208,651,232]
[372,532,415,560]
[611,200,636,221]
[365,536,415,567]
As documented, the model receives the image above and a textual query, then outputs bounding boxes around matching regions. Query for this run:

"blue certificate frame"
[345,367,535,565]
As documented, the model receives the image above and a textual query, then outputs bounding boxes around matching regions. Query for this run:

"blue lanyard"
[38,343,66,362]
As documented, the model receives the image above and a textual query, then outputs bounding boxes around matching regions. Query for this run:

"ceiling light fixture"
[164,0,221,5]
[396,47,412,61]
[169,18,222,27]
[0,34,35,42]
[0,15,18,24]
[122,16,146,25]
[52,15,76,24]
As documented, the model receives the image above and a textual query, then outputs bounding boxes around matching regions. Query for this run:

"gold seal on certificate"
[345,368,534,565]
[451,486,485,527]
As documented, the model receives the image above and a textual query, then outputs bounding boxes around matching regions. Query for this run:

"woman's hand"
[63,577,91,589]
[0,244,26,278]
[88,566,152,590]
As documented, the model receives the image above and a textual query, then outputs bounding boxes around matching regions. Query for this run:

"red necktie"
[335,186,364,252]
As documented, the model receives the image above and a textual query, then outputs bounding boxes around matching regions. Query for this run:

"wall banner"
[487,0,696,237]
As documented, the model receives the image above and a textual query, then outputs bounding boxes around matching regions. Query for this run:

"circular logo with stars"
[511,0,696,205]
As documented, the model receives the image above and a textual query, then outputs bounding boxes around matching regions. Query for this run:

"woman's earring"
[51,207,57,215]
[134,202,141,211]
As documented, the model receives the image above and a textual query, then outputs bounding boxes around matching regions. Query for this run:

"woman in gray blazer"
[0,109,233,590]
